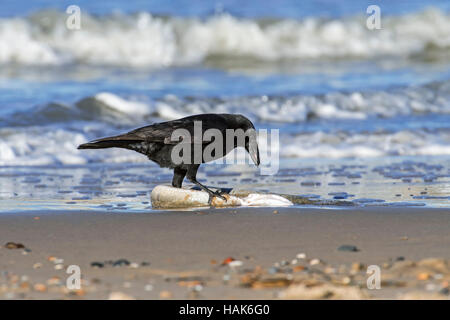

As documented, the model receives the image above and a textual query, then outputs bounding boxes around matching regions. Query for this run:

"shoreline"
[2,155,450,212]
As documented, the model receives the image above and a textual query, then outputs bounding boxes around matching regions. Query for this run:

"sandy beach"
[1,206,449,300]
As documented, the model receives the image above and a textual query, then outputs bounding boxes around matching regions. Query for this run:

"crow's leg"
[186,164,226,203]
[172,167,187,188]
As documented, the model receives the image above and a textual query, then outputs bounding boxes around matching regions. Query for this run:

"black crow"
[78,113,260,203]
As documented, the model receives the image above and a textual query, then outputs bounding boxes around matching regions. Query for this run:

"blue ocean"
[0,0,449,210]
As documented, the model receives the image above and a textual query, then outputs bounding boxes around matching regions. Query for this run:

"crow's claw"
[217,190,229,196]
[208,191,227,205]
[214,192,227,201]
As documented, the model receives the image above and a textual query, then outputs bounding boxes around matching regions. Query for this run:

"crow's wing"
[128,115,231,145]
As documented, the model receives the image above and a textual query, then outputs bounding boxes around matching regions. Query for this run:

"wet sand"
[1,206,450,299]
[2,156,450,214]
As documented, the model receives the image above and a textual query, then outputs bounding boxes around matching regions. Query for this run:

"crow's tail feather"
[77,134,144,150]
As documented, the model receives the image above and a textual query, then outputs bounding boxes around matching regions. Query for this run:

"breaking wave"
[2,80,449,127]
[0,8,449,67]
[1,124,450,166]
[281,129,450,159]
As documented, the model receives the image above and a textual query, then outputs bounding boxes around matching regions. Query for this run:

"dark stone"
[268,267,279,274]
[90,262,104,268]
[301,181,321,186]
[337,245,360,252]
[113,259,130,267]
[5,242,25,249]
[439,287,450,295]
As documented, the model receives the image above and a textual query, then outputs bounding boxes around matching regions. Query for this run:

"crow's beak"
[247,138,260,167]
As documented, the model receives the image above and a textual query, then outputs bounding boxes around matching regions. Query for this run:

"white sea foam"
[145,81,450,122]
[0,126,87,166]
[1,123,450,166]
[94,92,151,116]
[281,130,450,159]
[0,8,449,67]
[3,80,449,127]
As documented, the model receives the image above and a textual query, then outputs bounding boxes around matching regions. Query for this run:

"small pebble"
[325,267,337,274]
[113,259,130,267]
[293,265,305,272]
[342,277,351,285]
[159,290,172,299]
[280,260,289,266]
[91,262,104,268]
[5,242,25,249]
[268,267,279,274]
[351,262,365,272]
[194,284,203,292]
[337,245,360,252]
[221,257,235,265]
[439,287,450,295]
[417,273,431,280]
[109,291,135,300]
[34,283,47,292]
[296,253,306,259]
[20,282,30,290]
[47,277,61,286]
[228,260,243,268]
[5,293,15,299]
[144,284,153,291]
[70,289,86,297]
[425,283,436,291]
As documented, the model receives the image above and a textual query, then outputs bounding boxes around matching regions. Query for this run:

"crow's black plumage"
[78,113,260,202]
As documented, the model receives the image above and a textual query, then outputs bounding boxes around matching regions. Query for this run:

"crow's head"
[228,114,260,167]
